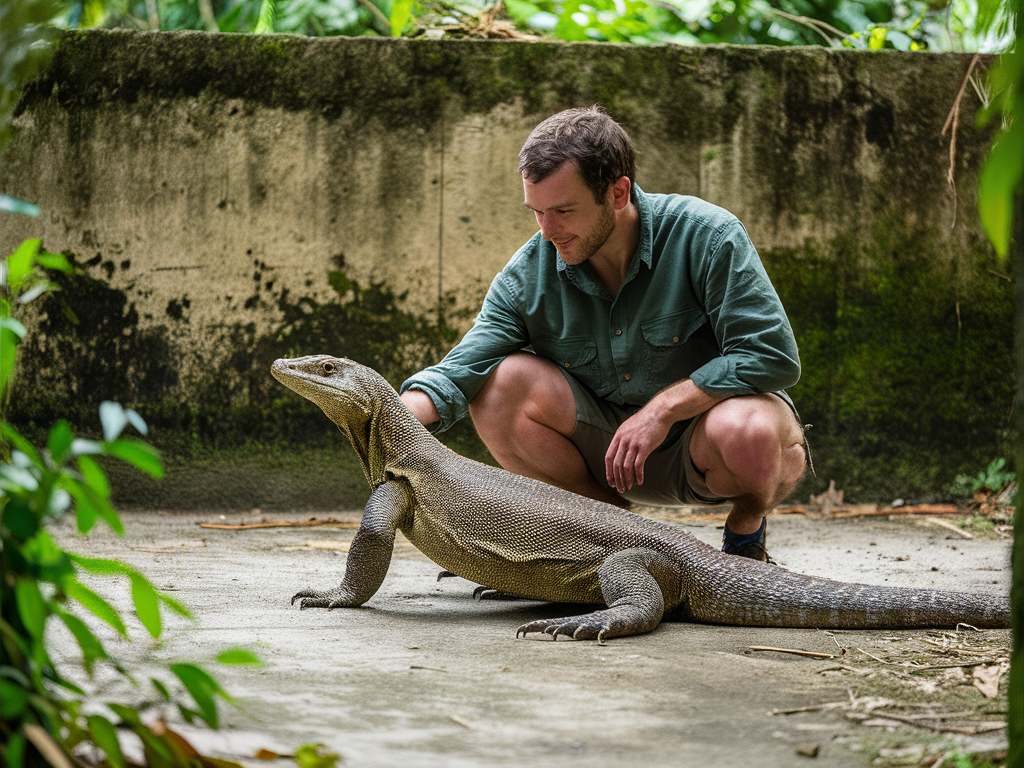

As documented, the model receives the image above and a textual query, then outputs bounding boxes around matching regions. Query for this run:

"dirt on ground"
[48,508,1012,768]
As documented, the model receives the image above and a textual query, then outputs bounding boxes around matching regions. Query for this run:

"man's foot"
[721,518,772,562]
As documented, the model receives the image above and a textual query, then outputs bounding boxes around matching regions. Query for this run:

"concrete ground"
[49,509,1012,768]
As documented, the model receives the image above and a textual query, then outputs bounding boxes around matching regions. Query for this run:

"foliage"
[0,0,62,151]
[973,0,1020,764]
[1,239,261,766]
[26,0,1011,51]
[951,456,1017,496]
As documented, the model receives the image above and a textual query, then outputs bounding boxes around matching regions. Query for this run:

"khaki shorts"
[558,369,807,507]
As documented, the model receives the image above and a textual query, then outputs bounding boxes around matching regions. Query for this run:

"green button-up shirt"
[400,186,800,432]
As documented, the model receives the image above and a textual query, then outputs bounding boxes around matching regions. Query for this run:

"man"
[399,106,808,561]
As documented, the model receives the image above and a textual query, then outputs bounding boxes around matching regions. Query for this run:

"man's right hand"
[401,389,441,431]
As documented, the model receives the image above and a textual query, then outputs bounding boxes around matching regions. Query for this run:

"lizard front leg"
[292,479,414,610]
[517,549,678,642]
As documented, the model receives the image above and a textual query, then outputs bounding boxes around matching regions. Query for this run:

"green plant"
[1,239,261,766]
[952,456,1017,497]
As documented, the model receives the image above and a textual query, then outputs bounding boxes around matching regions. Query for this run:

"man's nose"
[537,214,558,240]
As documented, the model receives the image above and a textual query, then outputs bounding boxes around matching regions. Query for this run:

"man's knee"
[699,395,805,494]
[469,353,575,435]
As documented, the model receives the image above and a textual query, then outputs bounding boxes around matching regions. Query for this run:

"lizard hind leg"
[516,548,676,643]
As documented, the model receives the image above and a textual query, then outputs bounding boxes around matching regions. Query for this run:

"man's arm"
[605,216,798,493]
[399,271,529,432]
[605,378,723,494]
[401,389,440,430]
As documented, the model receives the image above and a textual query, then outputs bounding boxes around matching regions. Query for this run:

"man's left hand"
[604,406,671,494]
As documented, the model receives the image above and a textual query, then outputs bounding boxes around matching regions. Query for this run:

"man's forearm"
[645,378,725,427]
[401,389,441,430]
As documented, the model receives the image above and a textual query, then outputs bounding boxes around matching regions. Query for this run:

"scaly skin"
[272,355,1010,642]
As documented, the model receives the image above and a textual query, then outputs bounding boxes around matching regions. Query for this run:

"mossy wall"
[0,30,1014,508]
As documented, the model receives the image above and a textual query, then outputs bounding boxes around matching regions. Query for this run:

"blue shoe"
[722,518,771,562]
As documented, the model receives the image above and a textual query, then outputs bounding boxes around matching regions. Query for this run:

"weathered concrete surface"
[49,510,1011,767]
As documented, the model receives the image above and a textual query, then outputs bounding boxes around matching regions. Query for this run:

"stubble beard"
[558,200,617,264]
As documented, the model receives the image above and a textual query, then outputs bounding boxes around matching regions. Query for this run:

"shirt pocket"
[640,309,714,385]
[533,336,607,393]
[535,336,599,371]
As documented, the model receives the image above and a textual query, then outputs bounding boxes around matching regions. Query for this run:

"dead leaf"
[972,665,1004,698]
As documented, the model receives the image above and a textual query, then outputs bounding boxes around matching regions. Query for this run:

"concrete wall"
[1,30,1014,505]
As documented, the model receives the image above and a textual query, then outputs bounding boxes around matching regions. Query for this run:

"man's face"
[523,162,615,265]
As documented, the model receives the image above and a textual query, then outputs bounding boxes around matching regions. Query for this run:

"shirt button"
[672,336,679,343]
[615,329,623,336]
[624,373,631,381]
[564,362,570,368]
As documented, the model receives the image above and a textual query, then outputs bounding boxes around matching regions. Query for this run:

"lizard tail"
[680,556,1010,629]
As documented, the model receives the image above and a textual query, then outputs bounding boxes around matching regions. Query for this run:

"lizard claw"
[291,587,355,610]
[517,611,615,643]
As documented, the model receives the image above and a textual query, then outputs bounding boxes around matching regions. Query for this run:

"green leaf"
[0,678,29,719]
[14,578,48,638]
[71,438,104,456]
[86,714,126,768]
[65,476,122,536]
[130,574,162,638]
[0,195,39,216]
[97,401,150,441]
[294,744,341,768]
[35,251,73,274]
[55,608,109,676]
[254,0,275,32]
[1,316,27,338]
[978,115,1024,259]
[216,648,263,666]
[2,423,42,467]
[170,663,230,728]
[99,401,129,441]
[78,455,111,498]
[3,239,41,291]
[106,439,164,478]
[65,580,128,636]
[158,592,194,620]
[390,0,414,36]
[1,501,39,539]
[48,419,73,465]
[151,677,171,700]
[108,702,143,726]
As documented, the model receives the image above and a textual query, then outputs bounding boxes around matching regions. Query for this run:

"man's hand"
[604,405,672,493]
[604,379,723,494]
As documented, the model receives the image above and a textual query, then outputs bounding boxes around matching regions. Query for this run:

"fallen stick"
[199,519,360,530]
[771,702,847,715]
[920,517,974,539]
[830,504,959,519]
[748,646,844,660]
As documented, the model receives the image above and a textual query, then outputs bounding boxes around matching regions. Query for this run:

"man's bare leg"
[689,393,807,535]
[468,353,628,507]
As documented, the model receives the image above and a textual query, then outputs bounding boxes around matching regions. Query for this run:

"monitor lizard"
[271,355,1010,642]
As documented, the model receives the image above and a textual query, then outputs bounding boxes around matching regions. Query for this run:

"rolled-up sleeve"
[687,222,800,397]
[400,272,529,432]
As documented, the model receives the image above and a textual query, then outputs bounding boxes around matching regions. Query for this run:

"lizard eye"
[323,362,336,374]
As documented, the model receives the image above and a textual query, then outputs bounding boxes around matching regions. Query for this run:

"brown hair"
[518,106,636,204]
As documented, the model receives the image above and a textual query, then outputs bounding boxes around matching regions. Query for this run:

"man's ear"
[611,176,632,210]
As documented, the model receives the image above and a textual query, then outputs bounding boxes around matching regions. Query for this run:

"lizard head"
[271,355,393,486]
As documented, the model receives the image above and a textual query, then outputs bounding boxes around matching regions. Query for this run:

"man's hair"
[518,106,636,204]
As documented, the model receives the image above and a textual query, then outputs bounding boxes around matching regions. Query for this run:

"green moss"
[766,230,1016,503]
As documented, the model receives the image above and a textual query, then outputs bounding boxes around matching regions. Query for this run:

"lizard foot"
[291,588,357,610]
[437,570,458,581]
[517,610,618,644]
[473,586,523,601]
